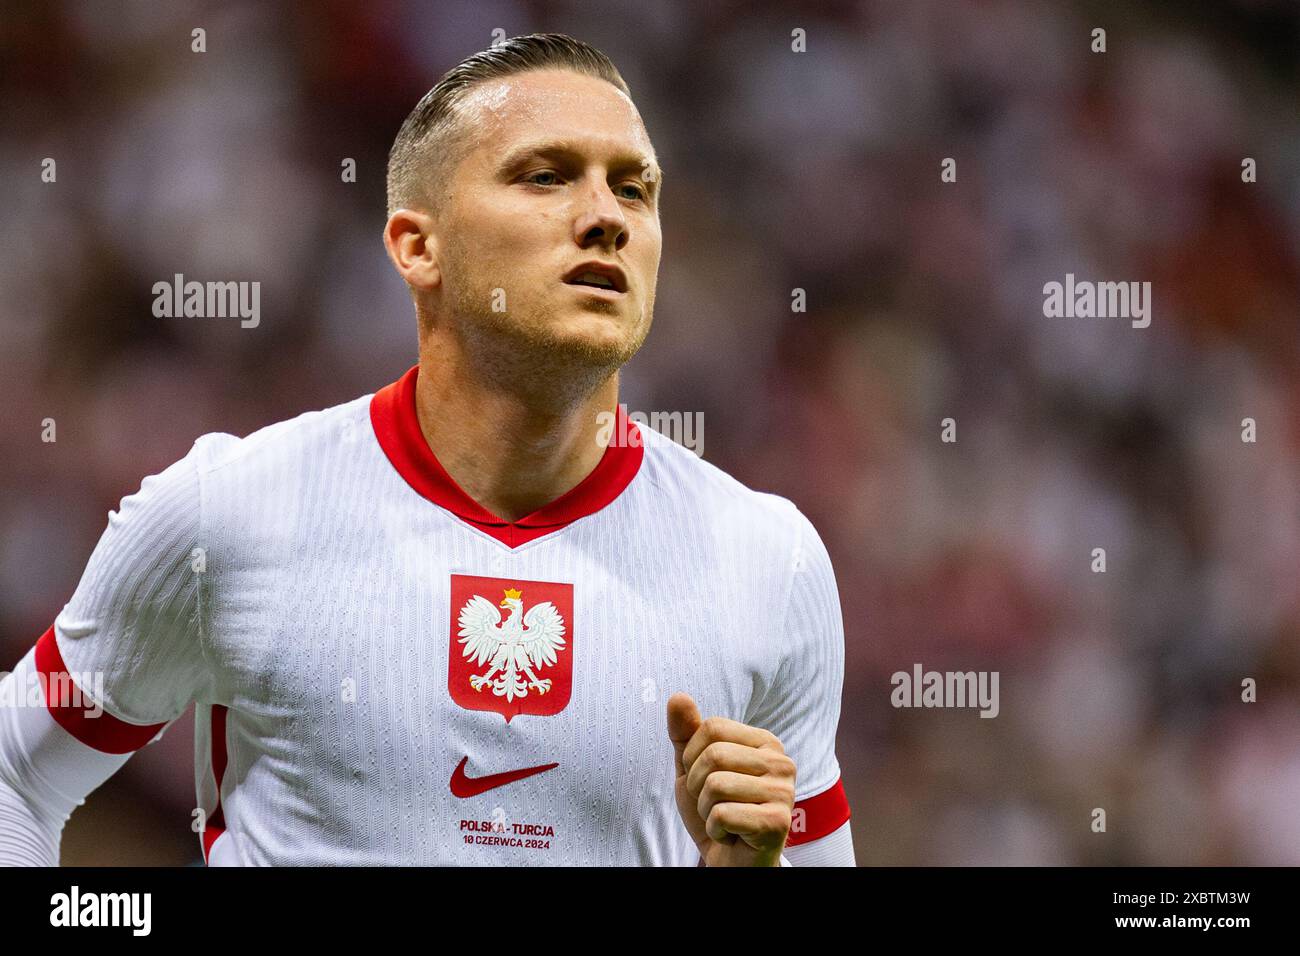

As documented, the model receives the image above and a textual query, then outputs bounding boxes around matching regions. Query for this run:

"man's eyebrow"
[499,140,663,196]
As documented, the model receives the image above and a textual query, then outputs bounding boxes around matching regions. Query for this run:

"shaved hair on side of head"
[385,33,633,218]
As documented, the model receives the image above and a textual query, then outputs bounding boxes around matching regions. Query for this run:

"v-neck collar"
[369,365,644,548]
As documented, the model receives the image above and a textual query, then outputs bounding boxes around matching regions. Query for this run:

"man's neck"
[412,354,620,523]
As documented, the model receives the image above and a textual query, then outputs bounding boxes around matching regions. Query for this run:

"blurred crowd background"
[1,0,1298,865]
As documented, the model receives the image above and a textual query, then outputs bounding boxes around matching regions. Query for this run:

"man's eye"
[618,182,648,201]
[524,170,560,186]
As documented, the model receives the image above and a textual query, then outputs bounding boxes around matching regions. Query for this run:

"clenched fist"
[666,691,796,867]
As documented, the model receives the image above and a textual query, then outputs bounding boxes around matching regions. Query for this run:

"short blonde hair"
[385,33,632,217]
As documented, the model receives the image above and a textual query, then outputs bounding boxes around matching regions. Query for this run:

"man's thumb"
[666,692,702,766]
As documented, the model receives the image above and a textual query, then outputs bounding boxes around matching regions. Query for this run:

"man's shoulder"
[634,422,810,542]
[187,390,375,479]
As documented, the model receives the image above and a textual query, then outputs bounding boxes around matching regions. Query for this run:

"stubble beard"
[442,242,654,411]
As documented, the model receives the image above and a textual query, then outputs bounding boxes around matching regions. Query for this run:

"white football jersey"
[26,365,851,865]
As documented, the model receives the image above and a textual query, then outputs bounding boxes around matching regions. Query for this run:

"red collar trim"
[369,365,644,547]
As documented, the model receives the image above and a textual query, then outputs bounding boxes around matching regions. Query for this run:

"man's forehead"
[457,69,656,162]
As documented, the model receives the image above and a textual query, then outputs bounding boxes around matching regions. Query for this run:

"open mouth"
[566,272,622,292]
[562,263,628,294]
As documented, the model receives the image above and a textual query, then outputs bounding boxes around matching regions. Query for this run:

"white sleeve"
[745,506,853,858]
[0,648,134,866]
[53,445,210,726]
[0,444,210,866]
[783,819,856,866]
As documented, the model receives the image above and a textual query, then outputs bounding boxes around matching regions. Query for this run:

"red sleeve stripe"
[786,777,851,846]
[33,626,167,755]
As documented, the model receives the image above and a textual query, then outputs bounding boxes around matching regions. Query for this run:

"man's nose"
[573,182,628,252]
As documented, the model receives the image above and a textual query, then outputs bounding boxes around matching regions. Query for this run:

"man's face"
[434,69,662,373]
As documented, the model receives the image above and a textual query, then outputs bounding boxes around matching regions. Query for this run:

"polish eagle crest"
[456,587,567,702]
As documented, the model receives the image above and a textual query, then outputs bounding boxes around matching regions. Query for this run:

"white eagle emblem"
[456,588,567,702]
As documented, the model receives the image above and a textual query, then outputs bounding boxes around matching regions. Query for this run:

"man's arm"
[0,444,210,866]
[670,502,855,866]
[745,504,854,865]
[0,646,136,865]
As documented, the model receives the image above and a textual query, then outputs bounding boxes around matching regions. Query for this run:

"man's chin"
[528,306,647,365]
[458,296,650,378]
[543,322,643,369]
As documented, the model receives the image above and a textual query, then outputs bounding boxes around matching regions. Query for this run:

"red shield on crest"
[448,574,574,723]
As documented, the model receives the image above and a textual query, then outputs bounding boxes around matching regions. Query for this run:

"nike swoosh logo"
[449,756,559,798]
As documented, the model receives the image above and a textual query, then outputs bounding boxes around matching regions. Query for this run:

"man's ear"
[383,208,442,292]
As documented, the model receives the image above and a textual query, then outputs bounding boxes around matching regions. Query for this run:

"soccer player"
[0,33,853,866]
